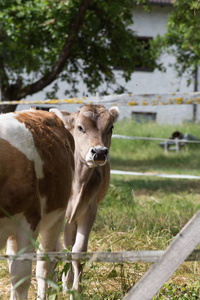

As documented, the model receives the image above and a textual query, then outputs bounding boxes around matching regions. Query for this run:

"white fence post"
[123,209,200,300]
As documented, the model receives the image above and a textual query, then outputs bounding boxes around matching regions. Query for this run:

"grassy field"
[1,118,200,299]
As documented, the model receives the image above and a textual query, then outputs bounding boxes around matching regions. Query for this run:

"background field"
[1,118,200,299]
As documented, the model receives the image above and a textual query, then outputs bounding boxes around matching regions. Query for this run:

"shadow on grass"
[110,176,200,194]
[110,153,200,172]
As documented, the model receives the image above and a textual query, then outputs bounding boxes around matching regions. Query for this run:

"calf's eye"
[78,125,85,133]
[108,126,114,134]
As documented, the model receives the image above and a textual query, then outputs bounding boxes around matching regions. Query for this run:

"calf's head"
[50,105,119,168]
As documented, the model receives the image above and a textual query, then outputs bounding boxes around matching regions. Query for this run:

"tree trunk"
[0,89,17,113]
[9,0,91,101]
[0,104,17,113]
[0,0,91,112]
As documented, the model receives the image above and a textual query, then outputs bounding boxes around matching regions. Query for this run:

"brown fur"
[15,110,75,214]
[0,139,41,230]
[0,109,75,299]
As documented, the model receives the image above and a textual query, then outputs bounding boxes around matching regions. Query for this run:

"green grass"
[110,119,200,174]
[87,119,200,299]
[1,119,200,299]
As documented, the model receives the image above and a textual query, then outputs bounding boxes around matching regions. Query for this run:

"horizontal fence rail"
[1,249,200,263]
[112,134,200,144]
[2,92,200,106]
[111,133,200,179]
[110,170,200,180]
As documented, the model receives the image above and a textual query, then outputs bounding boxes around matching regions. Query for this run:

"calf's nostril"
[91,148,96,155]
[99,147,108,156]
[104,148,108,155]
[92,147,109,156]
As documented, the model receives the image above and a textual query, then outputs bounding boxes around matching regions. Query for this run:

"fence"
[1,91,200,106]
[124,209,200,299]
[113,133,200,155]
[2,93,200,299]
[1,210,200,299]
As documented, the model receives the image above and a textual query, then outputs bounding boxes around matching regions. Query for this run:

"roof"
[149,0,173,5]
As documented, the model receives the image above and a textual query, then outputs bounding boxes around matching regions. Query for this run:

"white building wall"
[19,4,199,125]
[23,4,194,101]
[116,104,194,125]
[105,5,194,95]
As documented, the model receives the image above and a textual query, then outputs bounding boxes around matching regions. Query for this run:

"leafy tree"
[0,0,156,112]
[154,0,200,88]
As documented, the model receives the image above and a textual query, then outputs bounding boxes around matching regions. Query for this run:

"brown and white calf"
[0,109,74,299]
[50,104,119,294]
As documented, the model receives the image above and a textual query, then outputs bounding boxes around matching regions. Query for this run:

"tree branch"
[194,0,200,15]
[11,0,91,100]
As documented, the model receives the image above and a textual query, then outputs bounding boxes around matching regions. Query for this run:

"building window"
[114,36,154,72]
[134,36,154,72]
[132,111,157,122]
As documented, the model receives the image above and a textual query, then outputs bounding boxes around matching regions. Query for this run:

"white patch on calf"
[0,213,39,251]
[0,113,44,179]
[85,147,96,167]
[3,214,40,300]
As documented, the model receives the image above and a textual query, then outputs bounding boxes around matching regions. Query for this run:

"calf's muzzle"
[87,146,109,167]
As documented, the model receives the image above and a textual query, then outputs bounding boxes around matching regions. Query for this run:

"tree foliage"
[0,0,156,107]
[154,0,200,85]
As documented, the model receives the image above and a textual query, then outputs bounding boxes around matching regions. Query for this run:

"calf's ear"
[109,106,119,123]
[49,108,75,129]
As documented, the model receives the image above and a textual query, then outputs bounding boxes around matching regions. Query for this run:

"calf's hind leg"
[36,211,65,300]
[62,221,77,292]
[7,218,39,300]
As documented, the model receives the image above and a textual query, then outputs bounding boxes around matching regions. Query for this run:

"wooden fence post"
[123,209,200,300]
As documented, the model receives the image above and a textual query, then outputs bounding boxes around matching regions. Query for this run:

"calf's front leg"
[63,201,97,296]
